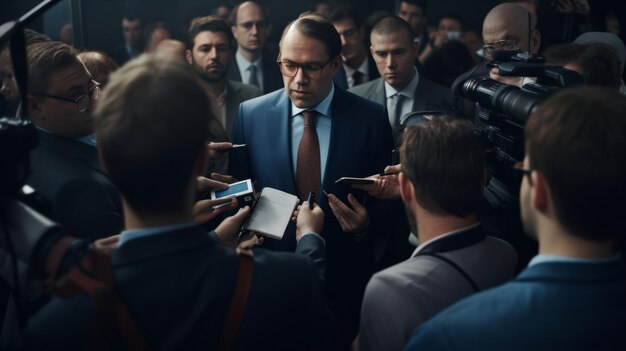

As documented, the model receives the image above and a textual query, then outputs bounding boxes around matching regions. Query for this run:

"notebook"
[244,187,300,240]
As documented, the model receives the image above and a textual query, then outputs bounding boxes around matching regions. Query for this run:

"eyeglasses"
[31,81,101,112]
[236,21,267,30]
[481,39,520,57]
[512,161,533,184]
[276,59,332,79]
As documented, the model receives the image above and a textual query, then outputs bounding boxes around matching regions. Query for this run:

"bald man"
[452,2,541,92]
[227,1,282,93]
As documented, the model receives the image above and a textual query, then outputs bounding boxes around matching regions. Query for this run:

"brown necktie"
[296,110,321,201]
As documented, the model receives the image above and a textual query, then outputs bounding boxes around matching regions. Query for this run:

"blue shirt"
[528,253,621,267]
[291,84,334,182]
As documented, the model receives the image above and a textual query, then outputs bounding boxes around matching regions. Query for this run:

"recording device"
[210,179,255,209]
[460,52,584,192]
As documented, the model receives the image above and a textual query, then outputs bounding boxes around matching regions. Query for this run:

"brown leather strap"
[115,298,152,350]
[219,248,254,351]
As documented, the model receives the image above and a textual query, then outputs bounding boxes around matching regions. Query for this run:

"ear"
[185,49,193,64]
[329,55,343,75]
[532,171,549,213]
[398,172,414,205]
[231,25,238,38]
[411,40,420,56]
[26,95,44,122]
[194,144,210,177]
[531,29,541,54]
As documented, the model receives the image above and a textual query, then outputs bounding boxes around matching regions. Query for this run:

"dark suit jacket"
[26,227,334,350]
[228,86,395,343]
[227,49,283,94]
[332,55,381,90]
[225,81,261,137]
[404,258,626,351]
[26,130,123,240]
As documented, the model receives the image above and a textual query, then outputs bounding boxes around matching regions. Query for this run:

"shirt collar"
[291,83,334,118]
[528,254,622,267]
[385,67,419,99]
[36,126,97,147]
[343,58,369,77]
[236,50,262,69]
[411,222,481,257]
[119,222,197,246]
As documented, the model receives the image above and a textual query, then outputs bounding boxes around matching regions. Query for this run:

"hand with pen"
[292,193,325,241]
[350,164,402,200]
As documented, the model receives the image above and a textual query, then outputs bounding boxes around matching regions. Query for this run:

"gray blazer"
[225,80,261,138]
[359,224,517,351]
[349,76,457,125]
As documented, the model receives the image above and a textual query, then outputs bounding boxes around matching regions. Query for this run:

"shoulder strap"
[219,248,254,351]
[419,252,480,292]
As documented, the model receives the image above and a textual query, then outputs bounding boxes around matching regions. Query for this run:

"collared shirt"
[207,85,228,130]
[36,126,97,147]
[236,51,264,92]
[291,84,334,182]
[411,222,481,258]
[528,253,621,267]
[384,67,419,125]
[343,58,370,88]
[118,222,196,246]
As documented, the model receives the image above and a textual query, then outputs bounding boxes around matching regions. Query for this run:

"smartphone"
[335,177,376,185]
[210,179,255,208]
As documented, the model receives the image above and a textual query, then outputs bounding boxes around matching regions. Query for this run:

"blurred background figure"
[58,23,73,46]
[154,39,187,60]
[144,22,172,53]
[111,12,145,64]
[212,3,232,22]
[422,40,475,88]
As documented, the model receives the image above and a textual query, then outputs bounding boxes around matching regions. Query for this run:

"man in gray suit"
[359,116,517,351]
[186,16,260,172]
[350,16,455,141]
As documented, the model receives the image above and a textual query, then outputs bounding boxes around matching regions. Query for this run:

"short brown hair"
[188,16,234,50]
[371,15,415,45]
[94,53,212,214]
[26,41,79,93]
[525,87,626,241]
[401,116,485,217]
[280,13,341,60]
[544,42,621,89]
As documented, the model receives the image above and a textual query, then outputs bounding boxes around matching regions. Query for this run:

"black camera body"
[461,53,584,191]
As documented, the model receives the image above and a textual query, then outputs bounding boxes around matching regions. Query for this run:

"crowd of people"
[0,0,625,349]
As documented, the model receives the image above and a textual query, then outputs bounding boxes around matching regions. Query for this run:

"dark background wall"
[2,0,624,56]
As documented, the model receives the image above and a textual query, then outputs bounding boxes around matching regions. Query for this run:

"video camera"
[460,52,584,193]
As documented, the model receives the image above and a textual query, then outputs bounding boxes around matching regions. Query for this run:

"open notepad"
[244,187,300,240]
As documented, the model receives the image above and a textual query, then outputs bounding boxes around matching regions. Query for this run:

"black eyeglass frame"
[276,58,333,79]
[30,80,101,112]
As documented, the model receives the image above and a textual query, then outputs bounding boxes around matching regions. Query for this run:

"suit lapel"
[412,77,432,112]
[271,91,298,194]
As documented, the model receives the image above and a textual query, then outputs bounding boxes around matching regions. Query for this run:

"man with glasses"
[25,41,123,239]
[452,2,541,94]
[323,5,380,89]
[405,87,626,351]
[228,1,282,93]
[229,13,394,348]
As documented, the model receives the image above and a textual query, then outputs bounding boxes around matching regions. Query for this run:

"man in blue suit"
[404,87,626,351]
[229,13,395,347]
[27,53,335,350]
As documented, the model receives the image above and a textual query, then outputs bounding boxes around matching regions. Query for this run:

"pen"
[379,171,401,177]
[307,192,315,210]
[231,144,246,149]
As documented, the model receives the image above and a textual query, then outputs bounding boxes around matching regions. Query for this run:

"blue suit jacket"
[404,259,626,351]
[26,227,334,350]
[229,86,395,342]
